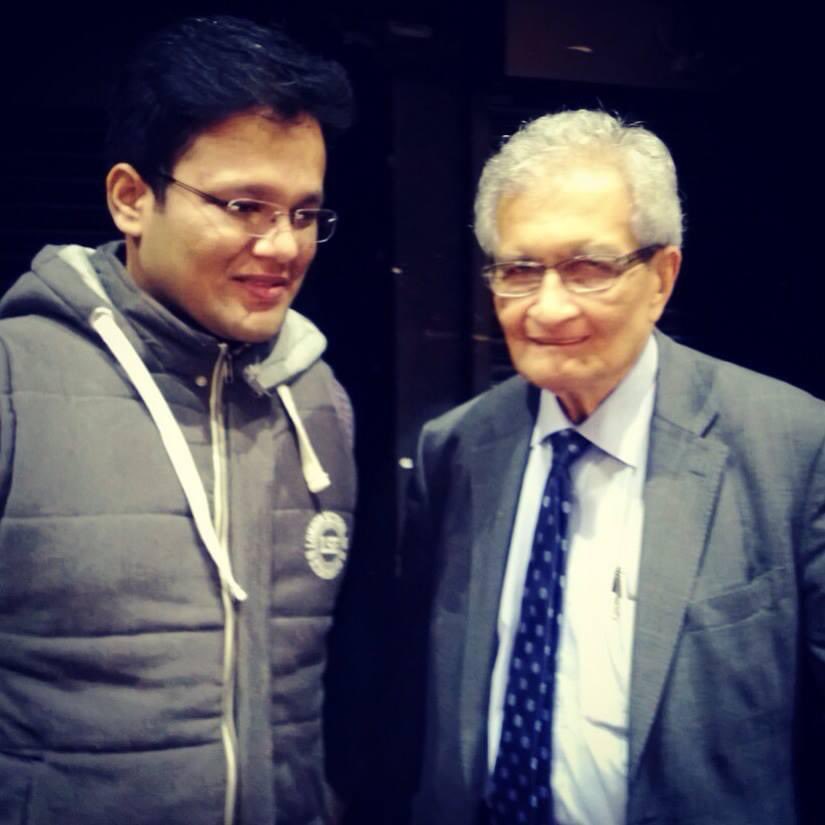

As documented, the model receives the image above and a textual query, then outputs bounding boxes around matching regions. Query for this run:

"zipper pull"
[216,343,233,384]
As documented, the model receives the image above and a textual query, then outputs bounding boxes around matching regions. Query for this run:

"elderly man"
[0,16,356,825]
[399,110,825,825]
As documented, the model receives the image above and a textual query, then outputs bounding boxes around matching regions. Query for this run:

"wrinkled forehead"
[496,160,633,226]
[501,148,627,203]
[493,160,636,255]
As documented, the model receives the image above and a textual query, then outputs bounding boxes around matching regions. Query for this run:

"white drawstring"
[89,306,247,602]
[276,384,331,494]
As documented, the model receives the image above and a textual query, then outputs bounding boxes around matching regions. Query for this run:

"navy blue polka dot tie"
[488,428,590,825]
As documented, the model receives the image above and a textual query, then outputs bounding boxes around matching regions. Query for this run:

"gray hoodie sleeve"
[0,336,15,516]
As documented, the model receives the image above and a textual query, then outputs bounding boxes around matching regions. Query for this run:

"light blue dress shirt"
[488,335,658,825]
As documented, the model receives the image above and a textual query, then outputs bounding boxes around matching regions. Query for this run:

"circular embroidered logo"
[304,511,349,580]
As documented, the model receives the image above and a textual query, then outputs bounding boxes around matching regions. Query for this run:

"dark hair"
[105,15,354,196]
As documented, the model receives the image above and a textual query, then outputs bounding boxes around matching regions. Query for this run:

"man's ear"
[648,244,682,323]
[106,163,155,238]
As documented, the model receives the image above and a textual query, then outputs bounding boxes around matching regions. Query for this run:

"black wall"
[1,0,820,607]
[0,2,820,819]
[1,0,820,620]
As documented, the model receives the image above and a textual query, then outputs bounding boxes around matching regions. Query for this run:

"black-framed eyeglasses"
[159,173,337,243]
[482,244,664,297]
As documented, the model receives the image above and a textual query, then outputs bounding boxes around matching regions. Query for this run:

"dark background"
[1,0,820,548]
[0,1,820,814]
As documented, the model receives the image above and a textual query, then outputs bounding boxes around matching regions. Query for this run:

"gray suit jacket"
[399,332,825,825]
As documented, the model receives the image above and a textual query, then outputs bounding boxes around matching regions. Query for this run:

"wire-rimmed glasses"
[482,244,663,297]
[159,173,338,243]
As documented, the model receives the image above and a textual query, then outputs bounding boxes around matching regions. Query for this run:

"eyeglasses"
[482,244,663,297]
[159,173,338,243]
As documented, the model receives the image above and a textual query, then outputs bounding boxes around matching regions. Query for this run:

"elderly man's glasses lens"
[482,244,663,297]
[159,174,337,243]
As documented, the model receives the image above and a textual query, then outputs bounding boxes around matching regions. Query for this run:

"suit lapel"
[628,333,729,776]
[458,380,535,789]
[448,337,730,787]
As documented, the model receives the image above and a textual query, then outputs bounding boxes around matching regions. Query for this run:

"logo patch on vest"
[304,511,349,580]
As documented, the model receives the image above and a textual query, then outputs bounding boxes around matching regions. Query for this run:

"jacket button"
[195,375,208,387]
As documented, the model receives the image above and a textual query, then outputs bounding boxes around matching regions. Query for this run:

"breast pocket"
[675,567,793,731]
[684,568,780,631]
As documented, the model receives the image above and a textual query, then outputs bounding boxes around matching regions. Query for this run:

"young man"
[0,16,356,825]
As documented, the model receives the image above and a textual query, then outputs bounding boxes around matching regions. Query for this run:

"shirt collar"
[531,335,658,469]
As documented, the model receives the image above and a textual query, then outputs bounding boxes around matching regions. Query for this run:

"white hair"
[474,109,683,255]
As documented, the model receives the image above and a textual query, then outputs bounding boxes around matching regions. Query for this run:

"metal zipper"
[210,343,239,825]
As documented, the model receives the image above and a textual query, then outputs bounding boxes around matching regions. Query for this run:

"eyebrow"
[500,243,623,263]
[575,242,624,257]
[213,183,325,207]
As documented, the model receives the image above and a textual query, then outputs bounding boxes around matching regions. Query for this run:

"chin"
[229,326,282,344]
[514,356,567,388]
[516,369,563,393]
[211,310,288,344]
[517,360,589,396]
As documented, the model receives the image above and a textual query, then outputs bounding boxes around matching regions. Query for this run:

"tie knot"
[548,429,589,475]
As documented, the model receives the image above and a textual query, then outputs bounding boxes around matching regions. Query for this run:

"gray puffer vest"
[0,243,357,825]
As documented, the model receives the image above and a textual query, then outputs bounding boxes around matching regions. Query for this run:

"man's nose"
[526,269,581,324]
[250,216,301,260]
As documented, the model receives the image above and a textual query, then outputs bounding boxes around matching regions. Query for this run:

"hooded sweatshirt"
[0,242,356,825]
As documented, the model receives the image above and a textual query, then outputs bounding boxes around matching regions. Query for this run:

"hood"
[3,242,335,499]
[1,244,115,329]
[0,243,327,393]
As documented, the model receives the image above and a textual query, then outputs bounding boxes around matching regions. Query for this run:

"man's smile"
[526,334,589,347]
[232,273,293,306]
